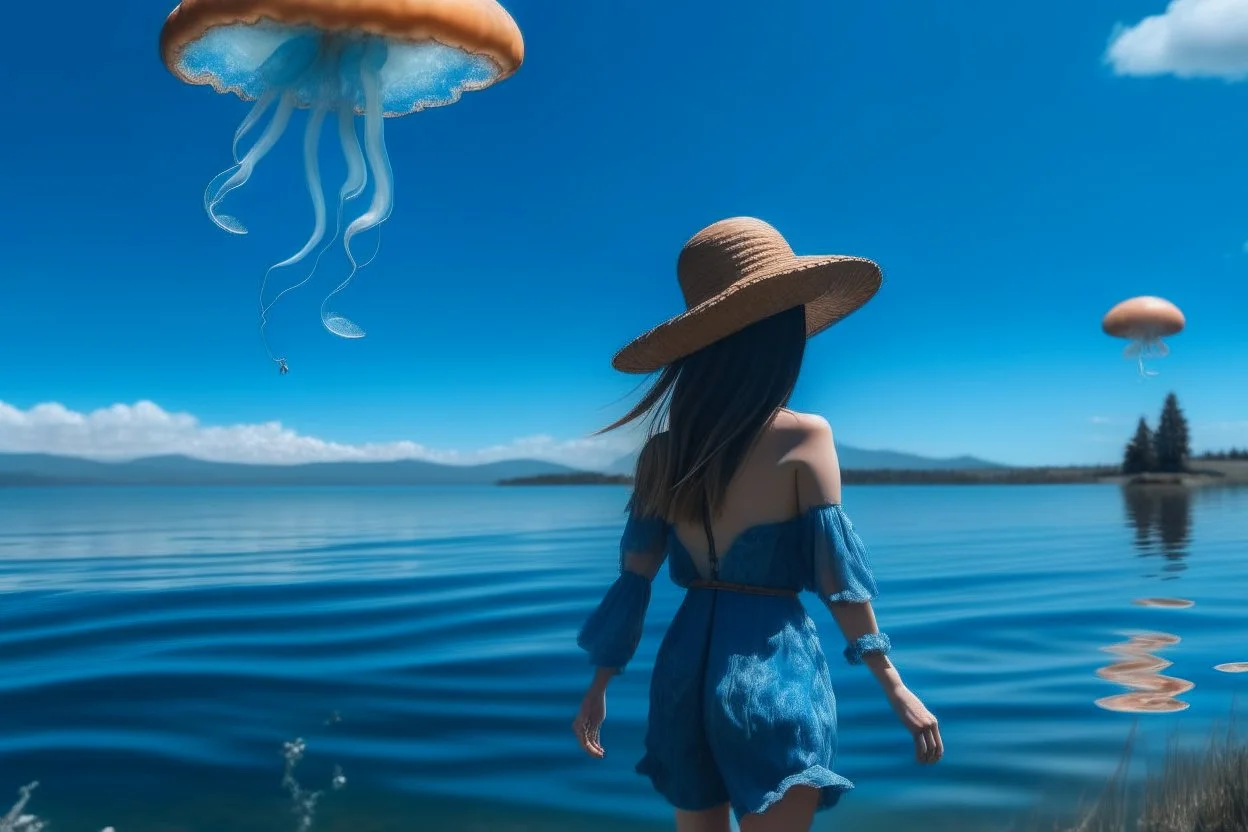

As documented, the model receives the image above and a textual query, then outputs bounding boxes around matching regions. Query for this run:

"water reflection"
[1121,485,1193,572]
[1132,597,1194,609]
[1095,631,1194,713]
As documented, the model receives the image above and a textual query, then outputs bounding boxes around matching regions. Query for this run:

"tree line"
[1122,392,1192,474]
[1196,448,1248,460]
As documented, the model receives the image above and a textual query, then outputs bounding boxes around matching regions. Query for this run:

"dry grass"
[1137,726,1248,832]
[1034,709,1248,832]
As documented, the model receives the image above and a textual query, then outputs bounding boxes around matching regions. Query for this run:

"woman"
[572,217,943,832]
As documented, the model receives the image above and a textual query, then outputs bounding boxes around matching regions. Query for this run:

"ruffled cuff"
[806,504,880,603]
[844,632,892,665]
[576,570,652,672]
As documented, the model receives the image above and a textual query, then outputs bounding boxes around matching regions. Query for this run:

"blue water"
[2,484,1246,831]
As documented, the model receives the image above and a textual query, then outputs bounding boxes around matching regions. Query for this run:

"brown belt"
[687,579,798,598]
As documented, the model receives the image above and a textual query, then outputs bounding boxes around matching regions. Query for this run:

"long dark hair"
[599,305,808,524]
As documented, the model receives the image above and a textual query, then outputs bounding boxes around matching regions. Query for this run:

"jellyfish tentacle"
[277,100,369,300]
[276,106,331,273]
[233,89,278,163]
[307,101,371,282]
[206,90,297,235]
[258,104,332,363]
[203,164,242,223]
[321,40,393,339]
[1125,334,1167,378]
[359,227,383,270]
[348,42,396,245]
[338,99,369,203]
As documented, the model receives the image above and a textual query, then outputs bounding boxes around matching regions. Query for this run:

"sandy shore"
[1098,460,1248,488]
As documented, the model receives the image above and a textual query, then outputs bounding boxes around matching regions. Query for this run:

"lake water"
[2,484,1247,832]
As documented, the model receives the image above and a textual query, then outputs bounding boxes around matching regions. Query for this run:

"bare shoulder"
[776,409,841,506]
[773,408,835,451]
[775,408,832,438]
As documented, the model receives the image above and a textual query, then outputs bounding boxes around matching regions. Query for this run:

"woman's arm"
[574,535,667,758]
[586,666,616,695]
[792,413,902,691]
[792,413,943,763]
[825,599,904,696]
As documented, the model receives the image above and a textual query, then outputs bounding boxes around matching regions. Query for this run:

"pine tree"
[1153,393,1191,473]
[1123,417,1157,474]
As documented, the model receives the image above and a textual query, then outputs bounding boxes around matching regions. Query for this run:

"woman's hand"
[886,685,943,764]
[572,686,606,759]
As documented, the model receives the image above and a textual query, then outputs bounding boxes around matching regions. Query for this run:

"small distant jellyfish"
[1102,296,1185,377]
[159,0,525,372]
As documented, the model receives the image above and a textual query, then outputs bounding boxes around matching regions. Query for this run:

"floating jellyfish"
[1102,296,1185,378]
[159,0,524,372]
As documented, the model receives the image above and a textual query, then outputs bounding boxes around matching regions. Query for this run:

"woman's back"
[671,408,840,580]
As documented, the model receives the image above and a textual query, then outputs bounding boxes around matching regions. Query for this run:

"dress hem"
[635,757,853,821]
[744,765,854,819]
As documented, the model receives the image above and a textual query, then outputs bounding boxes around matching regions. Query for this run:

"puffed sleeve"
[576,498,669,672]
[802,503,879,603]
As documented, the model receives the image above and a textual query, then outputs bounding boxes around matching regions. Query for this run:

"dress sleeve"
[803,503,879,604]
[576,498,669,673]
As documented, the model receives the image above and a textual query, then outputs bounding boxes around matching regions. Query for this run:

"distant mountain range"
[0,453,580,487]
[604,445,1005,475]
[0,442,1007,488]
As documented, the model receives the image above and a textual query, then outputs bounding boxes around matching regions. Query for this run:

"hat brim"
[612,254,882,374]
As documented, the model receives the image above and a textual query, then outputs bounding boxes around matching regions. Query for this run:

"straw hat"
[612,217,883,374]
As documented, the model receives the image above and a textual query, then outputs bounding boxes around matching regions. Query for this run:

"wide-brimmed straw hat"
[612,217,883,374]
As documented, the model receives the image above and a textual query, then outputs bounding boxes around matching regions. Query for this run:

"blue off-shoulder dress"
[577,500,881,821]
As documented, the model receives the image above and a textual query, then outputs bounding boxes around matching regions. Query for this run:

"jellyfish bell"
[1102,295,1185,377]
[159,0,524,370]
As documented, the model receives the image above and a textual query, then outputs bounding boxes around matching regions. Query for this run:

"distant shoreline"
[496,462,1248,488]
[497,467,1120,487]
[498,473,634,486]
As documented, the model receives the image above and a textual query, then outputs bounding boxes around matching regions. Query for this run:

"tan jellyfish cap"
[612,217,883,374]
[1101,295,1185,338]
[160,0,525,85]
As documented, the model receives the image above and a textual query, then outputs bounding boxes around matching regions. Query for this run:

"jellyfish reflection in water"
[159,0,524,371]
[1095,631,1194,714]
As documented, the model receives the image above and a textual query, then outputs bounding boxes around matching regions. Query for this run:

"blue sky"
[1,0,1247,468]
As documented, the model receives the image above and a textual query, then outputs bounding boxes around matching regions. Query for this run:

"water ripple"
[1,485,1246,830]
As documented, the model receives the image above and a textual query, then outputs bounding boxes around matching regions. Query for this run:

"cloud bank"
[0,400,638,470]
[1107,0,1248,79]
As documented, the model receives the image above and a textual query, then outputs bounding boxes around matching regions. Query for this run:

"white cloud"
[0,400,639,470]
[1089,415,1116,425]
[1106,0,1248,79]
